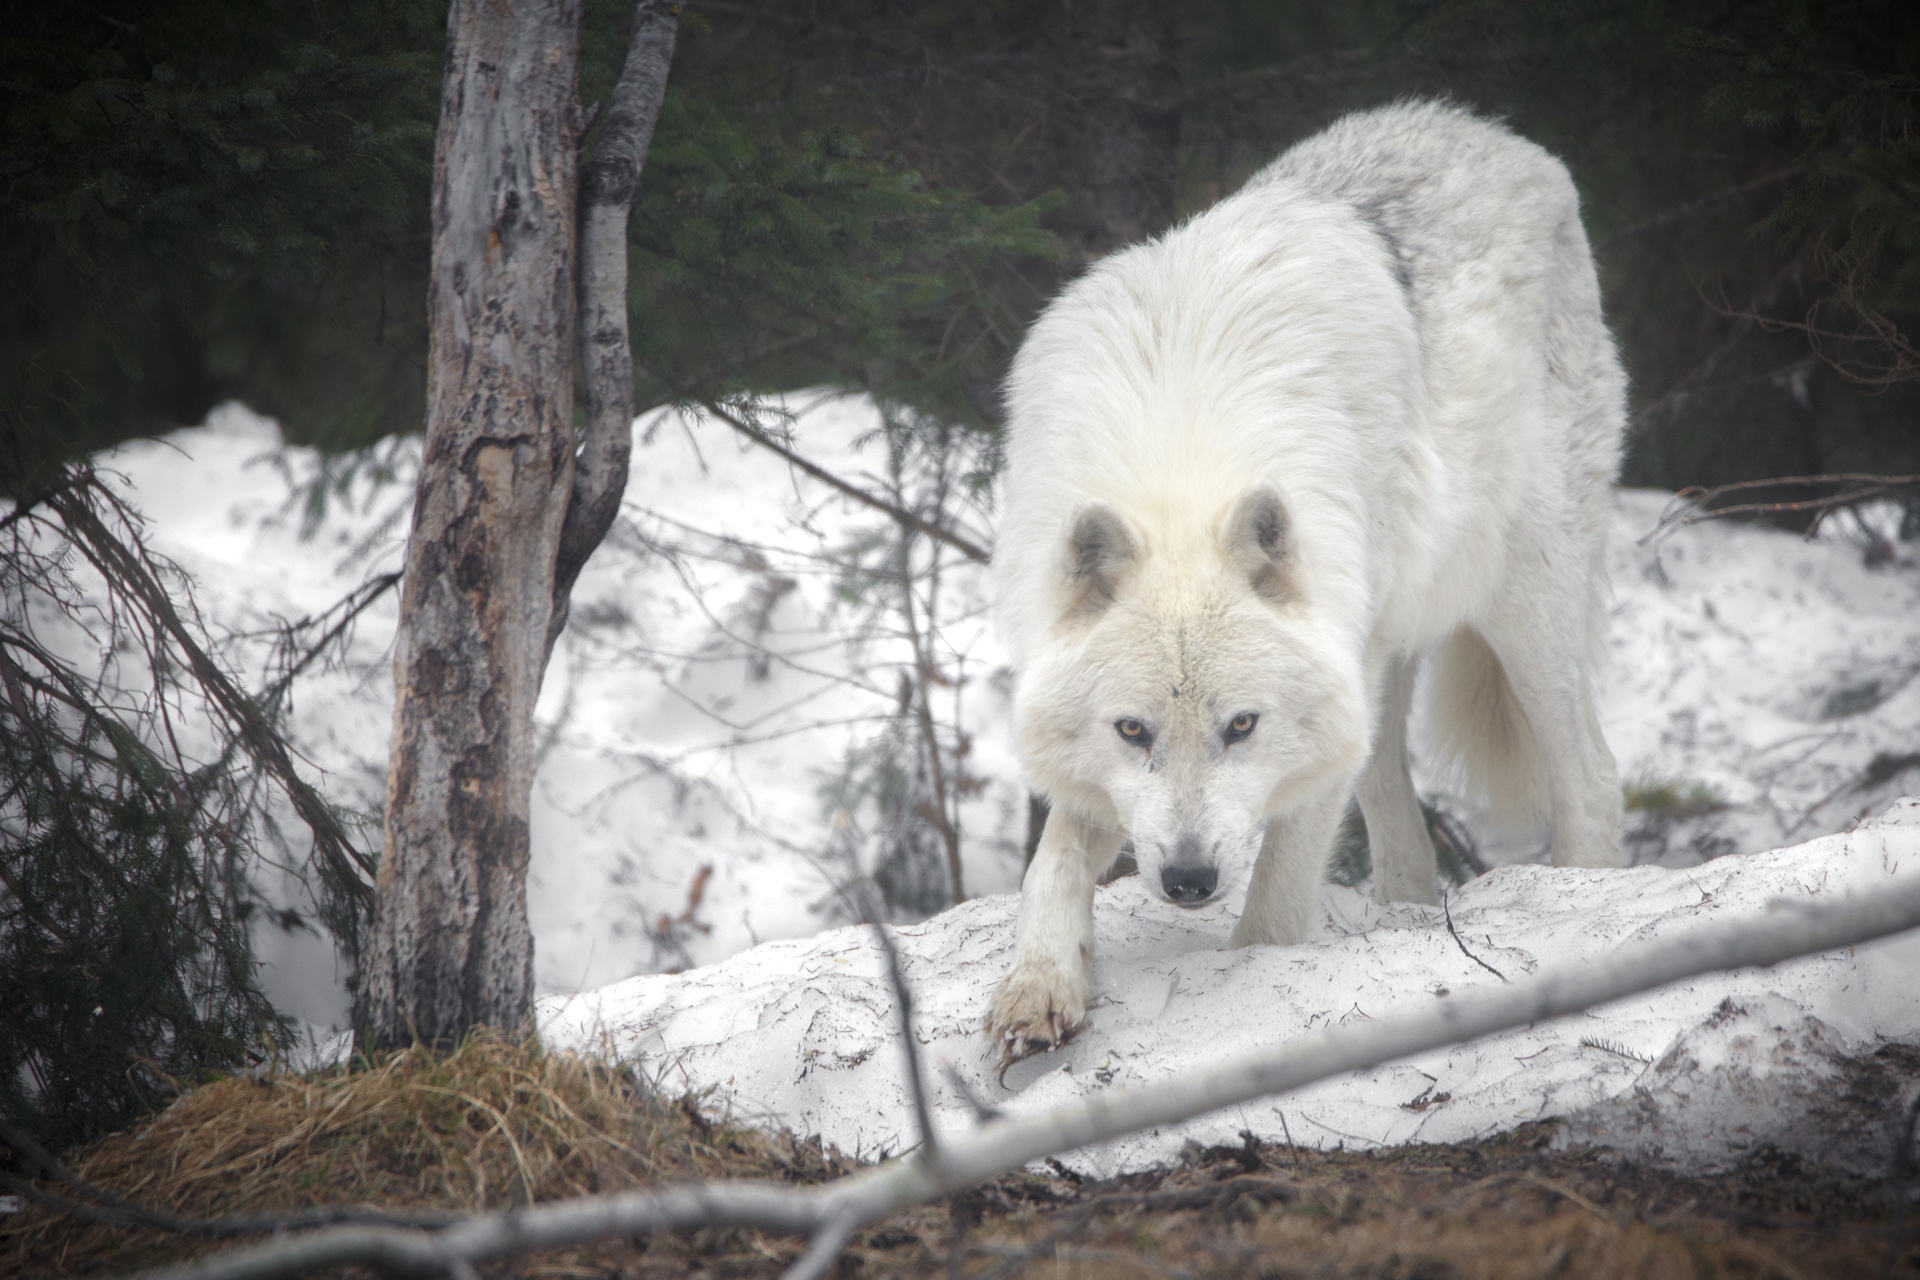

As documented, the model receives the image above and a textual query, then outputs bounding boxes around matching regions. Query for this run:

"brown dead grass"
[1,1032,1909,1279]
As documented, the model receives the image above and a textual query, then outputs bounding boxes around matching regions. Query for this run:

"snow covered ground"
[72,398,1920,1168]
[542,799,1920,1177]
[84,396,1032,1035]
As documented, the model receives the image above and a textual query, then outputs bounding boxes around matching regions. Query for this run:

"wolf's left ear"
[1224,485,1291,601]
[1061,502,1138,619]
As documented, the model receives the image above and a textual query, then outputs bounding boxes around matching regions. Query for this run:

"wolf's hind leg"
[1358,655,1439,905]
[1482,570,1623,869]
[986,808,1123,1068]
[1232,784,1345,948]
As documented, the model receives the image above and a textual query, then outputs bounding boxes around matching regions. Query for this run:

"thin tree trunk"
[356,0,585,1051]
[548,0,678,657]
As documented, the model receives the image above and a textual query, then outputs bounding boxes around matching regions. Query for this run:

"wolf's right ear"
[1061,502,1138,619]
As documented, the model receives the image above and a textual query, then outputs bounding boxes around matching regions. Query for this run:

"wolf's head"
[1015,485,1368,907]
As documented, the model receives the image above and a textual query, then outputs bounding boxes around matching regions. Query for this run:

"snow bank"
[1600,489,1920,868]
[81,398,1920,1061]
[86,397,1026,1035]
[542,799,1920,1175]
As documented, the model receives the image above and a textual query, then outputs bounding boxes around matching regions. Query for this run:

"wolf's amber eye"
[1224,712,1259,743]
[1114,718,1151,747]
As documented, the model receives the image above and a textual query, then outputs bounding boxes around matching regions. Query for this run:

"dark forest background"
[4,0,1919,1153]
[6,0,1919,495]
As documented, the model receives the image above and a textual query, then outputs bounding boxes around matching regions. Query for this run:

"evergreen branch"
[259,569,404,713]
[701,398,993,564]
[43,477,376,908]
[133,866,1920,1280]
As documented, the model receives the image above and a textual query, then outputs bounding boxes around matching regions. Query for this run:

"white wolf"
[986,101,1626,1064]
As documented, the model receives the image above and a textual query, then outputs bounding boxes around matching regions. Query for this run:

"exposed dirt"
[3,1034,1910,1279]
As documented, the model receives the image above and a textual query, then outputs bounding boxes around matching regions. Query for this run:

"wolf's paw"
[985,960,1088,1080]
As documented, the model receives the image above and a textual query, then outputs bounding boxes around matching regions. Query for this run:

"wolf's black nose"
[1161,863,1217,905]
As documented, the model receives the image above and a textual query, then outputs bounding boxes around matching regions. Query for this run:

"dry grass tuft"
[2,1034,1909,1278]
[1,1029,850,1276]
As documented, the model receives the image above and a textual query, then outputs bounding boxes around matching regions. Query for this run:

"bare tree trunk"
[356,0,585,1051]
[357,0,679,1052]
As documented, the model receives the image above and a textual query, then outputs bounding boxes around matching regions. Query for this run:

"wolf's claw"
[993,1012,1081,1083]
[985,961,1088,1082]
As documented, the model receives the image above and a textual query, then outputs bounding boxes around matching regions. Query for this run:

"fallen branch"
[133,864,1920,1280]
[701,398,993,564]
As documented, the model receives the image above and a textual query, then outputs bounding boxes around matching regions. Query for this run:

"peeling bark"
[356,0,585,1051]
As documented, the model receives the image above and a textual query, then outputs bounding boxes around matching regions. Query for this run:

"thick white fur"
[986,101,1626,1060]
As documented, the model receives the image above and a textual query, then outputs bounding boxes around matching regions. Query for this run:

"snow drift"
[539,800,1920,1176]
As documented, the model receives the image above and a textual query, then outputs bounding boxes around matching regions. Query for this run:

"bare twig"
[260,569,403,712]
[1442,890,1508,983]
[701,398,993,564]
[781,1207,858,1280]
[1597,166,1804,252]
[135,866,1920,1280]
[1714,231,1920,388]
[1639,472,1920,552]
[858,889,940,1168]
[893,479,966,905]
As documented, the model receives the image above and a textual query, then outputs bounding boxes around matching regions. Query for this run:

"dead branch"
[132,864,1920,1280]
[701,397,993,564]
[1597,166,1804,252]
[1639,471,1920,551]
[1712,231,1920,388]
[1442,890,1507,982]
[44,476,376,906]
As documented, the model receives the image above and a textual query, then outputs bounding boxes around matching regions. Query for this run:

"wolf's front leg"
[1231,786,1346,948]
[986,807,1123,1070]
